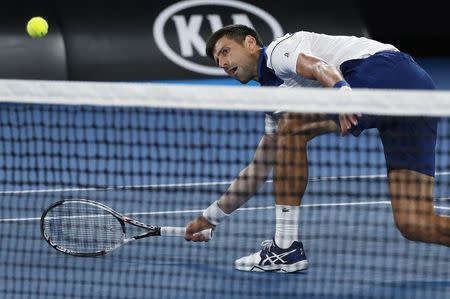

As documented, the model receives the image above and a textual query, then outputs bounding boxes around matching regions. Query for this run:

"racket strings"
[43,203,124,253]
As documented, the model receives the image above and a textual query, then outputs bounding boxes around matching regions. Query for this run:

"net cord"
[0,79,449,116]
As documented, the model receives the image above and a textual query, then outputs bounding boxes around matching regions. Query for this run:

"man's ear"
[244,35,257,51]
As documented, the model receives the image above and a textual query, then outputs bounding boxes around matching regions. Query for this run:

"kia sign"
[153,0,284,76]
[26,1,366,81]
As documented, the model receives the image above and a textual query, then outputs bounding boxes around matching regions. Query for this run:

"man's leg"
[389,169,450,246]
[274,113,339,204]
[235,113,338,272]
[273,113,338,247]
[273,114,312,249]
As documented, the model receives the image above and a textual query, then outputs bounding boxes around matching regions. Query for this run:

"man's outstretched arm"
[185,134,277,241]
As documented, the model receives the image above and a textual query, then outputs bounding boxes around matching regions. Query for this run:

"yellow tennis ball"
[26,17,48,38]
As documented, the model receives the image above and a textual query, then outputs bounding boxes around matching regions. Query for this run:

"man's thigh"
[388,169,435,226]
[278,113,339,140]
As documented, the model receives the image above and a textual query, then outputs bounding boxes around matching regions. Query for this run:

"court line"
[2,199,449,223]
[1,171,449,195]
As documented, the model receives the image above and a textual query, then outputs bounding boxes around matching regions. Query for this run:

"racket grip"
[160,227,212,240]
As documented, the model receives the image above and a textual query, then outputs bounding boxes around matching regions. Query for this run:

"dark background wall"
[358,2,449,57]
[0,0,447,81]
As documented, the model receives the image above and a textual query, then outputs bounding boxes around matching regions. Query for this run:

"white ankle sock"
[274,205,299,249]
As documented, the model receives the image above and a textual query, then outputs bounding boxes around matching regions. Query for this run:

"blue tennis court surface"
[1,174,449,299]
[1,58,450,299]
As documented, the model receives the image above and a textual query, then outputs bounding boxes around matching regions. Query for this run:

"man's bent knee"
[394,216,441,242]
[395,222,422,241]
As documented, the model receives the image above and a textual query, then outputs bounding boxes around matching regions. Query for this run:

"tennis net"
[0,79,449,299]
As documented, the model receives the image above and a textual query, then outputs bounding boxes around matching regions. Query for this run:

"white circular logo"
[153,0,284,76]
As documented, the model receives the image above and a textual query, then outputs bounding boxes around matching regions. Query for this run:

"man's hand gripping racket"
[185,216,216,242]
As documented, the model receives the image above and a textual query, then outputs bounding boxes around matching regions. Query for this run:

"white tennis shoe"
[234,239,308,273]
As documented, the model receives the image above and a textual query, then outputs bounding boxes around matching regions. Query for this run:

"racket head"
[40,199,126,257]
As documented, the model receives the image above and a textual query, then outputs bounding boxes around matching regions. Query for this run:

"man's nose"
[218,57,229,68]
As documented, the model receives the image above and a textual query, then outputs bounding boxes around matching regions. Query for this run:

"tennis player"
[185,25,446,272]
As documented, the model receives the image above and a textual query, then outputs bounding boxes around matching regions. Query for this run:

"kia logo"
[153,0,284,76]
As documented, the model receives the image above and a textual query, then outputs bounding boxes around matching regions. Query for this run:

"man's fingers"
[184,216,214,242]
[339,115,350,135]
[191,233,210,242]
[339,114,362,134]
[184,223,199,241]
[186,231,211,242]
[348,114,359,125]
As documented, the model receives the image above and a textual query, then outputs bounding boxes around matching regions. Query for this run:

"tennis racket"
[40,198,212,257]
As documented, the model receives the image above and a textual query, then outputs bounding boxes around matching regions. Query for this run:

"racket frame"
[40,199,162,257]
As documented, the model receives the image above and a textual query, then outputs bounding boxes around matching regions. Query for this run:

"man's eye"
[223,48,229,55]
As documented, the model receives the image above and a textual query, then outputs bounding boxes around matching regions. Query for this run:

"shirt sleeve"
[266,32,312,81]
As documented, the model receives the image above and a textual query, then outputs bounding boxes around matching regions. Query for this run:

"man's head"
[206,24,264,83]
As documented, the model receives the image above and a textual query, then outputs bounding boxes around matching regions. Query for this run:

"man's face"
[212,36,259,84]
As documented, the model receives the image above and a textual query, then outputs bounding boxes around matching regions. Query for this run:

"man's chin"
[236,77,251,84]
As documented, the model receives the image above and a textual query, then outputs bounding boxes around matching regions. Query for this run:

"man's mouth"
[227,66,238,76]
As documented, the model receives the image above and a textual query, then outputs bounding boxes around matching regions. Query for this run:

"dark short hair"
[205,24,264,60]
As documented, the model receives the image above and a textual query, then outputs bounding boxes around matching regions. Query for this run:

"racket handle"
[160,227,212,240]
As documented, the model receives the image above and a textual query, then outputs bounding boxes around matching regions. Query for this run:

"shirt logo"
[284,52,290,58]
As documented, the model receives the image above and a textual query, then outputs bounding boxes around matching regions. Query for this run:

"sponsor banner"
[0,0,366,81]
[63,0,365,81]
[150,0,365,80]
[1,1,447,81]
[153,0,284,76]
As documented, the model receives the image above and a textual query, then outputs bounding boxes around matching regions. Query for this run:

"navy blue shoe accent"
[235,239,308,273]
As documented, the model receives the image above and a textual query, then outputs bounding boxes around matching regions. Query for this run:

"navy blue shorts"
[329,51,438,177]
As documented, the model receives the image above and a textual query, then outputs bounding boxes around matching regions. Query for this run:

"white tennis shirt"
[265,31,399,88]
[262,31,399,134]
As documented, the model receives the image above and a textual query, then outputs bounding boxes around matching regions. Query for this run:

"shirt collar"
[257,48,284,87]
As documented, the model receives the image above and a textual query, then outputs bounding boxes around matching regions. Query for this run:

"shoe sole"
[235,260,308,273]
